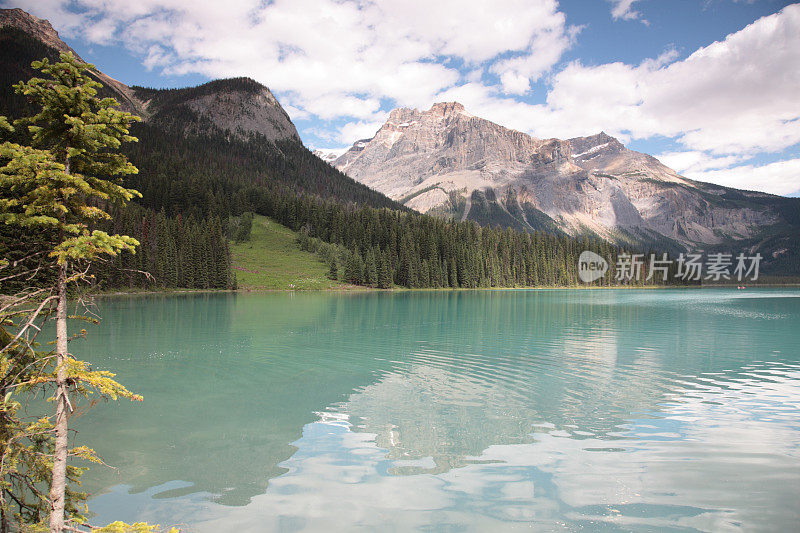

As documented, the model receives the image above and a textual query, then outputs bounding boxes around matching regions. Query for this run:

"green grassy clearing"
[231,215,347,290]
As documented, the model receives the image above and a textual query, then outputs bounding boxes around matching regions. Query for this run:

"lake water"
[70,289,800,532]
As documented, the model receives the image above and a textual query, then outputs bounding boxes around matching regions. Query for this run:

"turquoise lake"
[69,289,800,531]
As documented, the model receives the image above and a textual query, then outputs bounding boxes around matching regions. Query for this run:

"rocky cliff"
[131,78,299,141]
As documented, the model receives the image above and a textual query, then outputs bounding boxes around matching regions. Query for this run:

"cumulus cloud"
[684,158,800,196]
[656,150,800,195]
[15,0,574,126]
[608,0,645,22]
[656,151,748,175]
[642,7,800,154]
[338,119,387,145]
[488,13,578,95]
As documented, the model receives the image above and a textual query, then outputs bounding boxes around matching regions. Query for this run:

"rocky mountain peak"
[333,102,562,213]
[182,82,299,141]
[312,147,349,163]
[428,101,468,118]
[384,102,469,126]
[332,103,794,254]
[568,131,623,155]
[133,78,299,141]
[386,106,417,123]
[0,8,71,54]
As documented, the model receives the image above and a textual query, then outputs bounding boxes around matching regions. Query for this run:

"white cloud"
[656,151,748,174]
[656,150,800,195]
[488,11,577,95]
[338,120,387,144]
[15,0,573,130]
[609,0,645,22]
[498,71,532,95]
[682,158,800,196]
[639,48,679,70]
[642,5,800,154]
[281,104,311,122]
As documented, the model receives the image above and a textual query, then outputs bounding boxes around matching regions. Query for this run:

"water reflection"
[72,290,800,530]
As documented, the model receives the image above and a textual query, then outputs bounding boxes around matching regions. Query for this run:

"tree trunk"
[1,494,8,533]
[48,262,68,533]
[1,391,8,533]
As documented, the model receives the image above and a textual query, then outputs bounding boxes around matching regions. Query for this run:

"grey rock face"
[334,102,787,250]
[179,83,299,141]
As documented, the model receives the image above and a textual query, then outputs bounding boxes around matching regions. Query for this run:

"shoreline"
[85,283,800,298]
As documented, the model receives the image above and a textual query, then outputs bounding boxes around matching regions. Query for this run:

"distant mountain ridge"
[333,102,800,272]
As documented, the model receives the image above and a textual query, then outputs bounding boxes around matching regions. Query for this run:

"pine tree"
[420,259,430,288]
[1,53,156,533]
[344,249,365,285]
[327,256,338,280]
[378,251,393,289]
[364,248,378,286]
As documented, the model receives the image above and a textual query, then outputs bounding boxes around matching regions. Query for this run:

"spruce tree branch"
[0,295,57,355]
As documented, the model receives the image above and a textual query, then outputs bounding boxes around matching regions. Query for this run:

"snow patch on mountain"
[572,143,610,159]
[313,147,350,163]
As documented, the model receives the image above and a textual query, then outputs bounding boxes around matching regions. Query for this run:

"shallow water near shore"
[70,288,800,531]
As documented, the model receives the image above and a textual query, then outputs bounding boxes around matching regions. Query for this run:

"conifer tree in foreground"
[1,53,174,533]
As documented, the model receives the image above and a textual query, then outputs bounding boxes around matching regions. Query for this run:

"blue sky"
[7,0,799,195]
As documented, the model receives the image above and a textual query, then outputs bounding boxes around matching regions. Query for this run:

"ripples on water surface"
[71,289,800,531]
